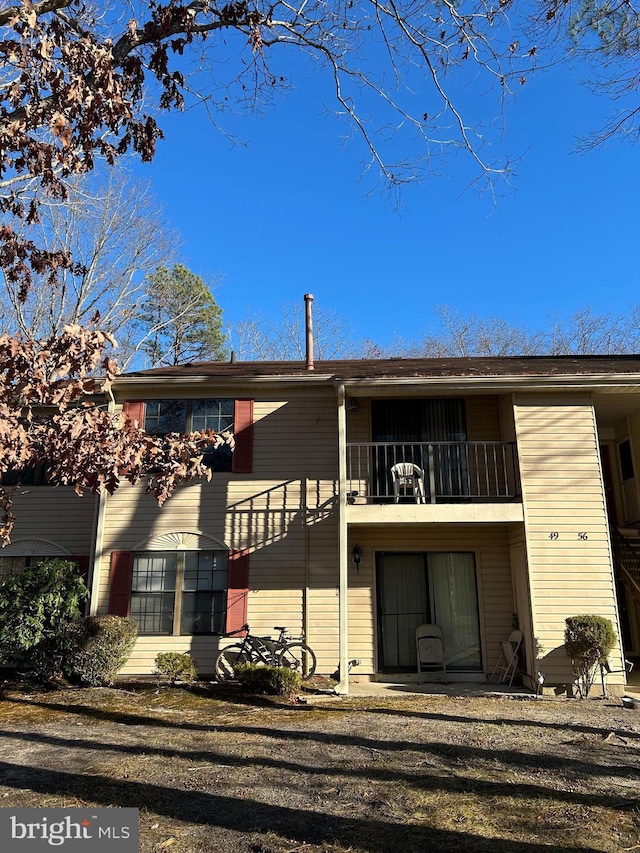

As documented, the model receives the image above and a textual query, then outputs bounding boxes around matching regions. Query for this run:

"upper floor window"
[1,464,51,487]
[144,399,234,471]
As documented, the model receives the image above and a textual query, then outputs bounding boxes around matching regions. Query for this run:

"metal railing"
[610,528,640,606]
[346,441,520,503]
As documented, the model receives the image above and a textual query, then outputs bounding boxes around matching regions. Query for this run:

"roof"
[126,355,640,381]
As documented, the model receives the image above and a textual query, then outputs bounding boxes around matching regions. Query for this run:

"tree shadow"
[0,760,615,853]
[0,727,636,813]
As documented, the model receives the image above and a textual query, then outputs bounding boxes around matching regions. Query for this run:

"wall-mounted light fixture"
[352,544,363,571]
[347,398,359,413]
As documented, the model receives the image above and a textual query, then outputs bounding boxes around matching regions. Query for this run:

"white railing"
[346,442,520,503]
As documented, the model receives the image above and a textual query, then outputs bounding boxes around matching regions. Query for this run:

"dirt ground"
[0,682,639,853]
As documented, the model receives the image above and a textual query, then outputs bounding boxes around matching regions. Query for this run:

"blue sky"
[130,40,640,351]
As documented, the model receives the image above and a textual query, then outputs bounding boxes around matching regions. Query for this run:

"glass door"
[377,551,481,671]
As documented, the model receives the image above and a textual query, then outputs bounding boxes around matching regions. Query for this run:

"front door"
[376,551,482,672]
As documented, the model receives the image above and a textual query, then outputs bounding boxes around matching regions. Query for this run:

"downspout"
[335,382,349,694]
[90,385,114,616]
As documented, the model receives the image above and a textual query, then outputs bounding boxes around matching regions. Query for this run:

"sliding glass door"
[376,551,481,671]
[371,399,469,500]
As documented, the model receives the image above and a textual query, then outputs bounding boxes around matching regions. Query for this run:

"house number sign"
[548,532,588,540]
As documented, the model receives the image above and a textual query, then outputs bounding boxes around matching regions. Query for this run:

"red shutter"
[232,399,254,474]
[226,550,249,634]
[72,555,91,615]
[108,550,134,618]
[124,400,145,427]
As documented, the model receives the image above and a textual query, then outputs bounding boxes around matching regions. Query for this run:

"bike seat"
[273,626,288,632]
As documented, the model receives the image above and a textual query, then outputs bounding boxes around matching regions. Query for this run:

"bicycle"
[215,623,317,683]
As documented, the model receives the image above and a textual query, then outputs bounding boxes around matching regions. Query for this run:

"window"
[130,550,228,635]
[144,399,234,471]
[0,555,57,581]
[1,464,51,487]
[376,551,481,672]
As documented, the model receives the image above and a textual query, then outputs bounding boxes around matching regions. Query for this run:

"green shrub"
[564,614,617,698]
[0,559,88,680]
[234,663,302,696]
[155,652,197,685]
[64,615,138,686]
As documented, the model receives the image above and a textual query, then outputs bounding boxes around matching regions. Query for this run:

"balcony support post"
[428,444,437,504]
[335,382,349,695]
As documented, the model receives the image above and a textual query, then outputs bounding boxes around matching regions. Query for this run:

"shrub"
[234,663,302,696]
[155,652,197,685]
[564,614,617,698]
[64,615,138,686]
[0,559,88,680]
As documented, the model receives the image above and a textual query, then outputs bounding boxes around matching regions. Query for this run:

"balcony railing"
[346,442,520,504]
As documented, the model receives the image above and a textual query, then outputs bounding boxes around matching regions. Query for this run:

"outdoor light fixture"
[352,544,363,570]
[347,398,359,413]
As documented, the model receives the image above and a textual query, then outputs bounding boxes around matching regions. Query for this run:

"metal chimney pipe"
[304,293,314,371]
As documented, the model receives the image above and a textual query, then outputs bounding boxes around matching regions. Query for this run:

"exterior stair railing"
[610,527,640,608]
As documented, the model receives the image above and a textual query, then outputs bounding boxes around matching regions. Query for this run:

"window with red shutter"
[123,397,253,473]
[108,550,134,618]
[226,550,249,634]
[125,549,230,635]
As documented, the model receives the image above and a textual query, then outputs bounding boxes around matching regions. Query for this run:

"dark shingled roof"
[126,355,640,380]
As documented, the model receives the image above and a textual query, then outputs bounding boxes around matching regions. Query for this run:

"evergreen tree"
[138,265,227,366]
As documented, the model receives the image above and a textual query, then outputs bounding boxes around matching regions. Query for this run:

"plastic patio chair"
[391,462,426,504]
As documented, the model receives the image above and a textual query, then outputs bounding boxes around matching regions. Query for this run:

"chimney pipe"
[304,293,314,371]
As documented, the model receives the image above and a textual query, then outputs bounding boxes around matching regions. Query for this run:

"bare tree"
[230,301,364,360]
[0,171,178,366]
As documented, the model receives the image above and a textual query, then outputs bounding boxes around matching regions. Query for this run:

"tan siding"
[514,395,624,690]
[6,488,97,554]
[99,391,340,675]
[346,525,514,675]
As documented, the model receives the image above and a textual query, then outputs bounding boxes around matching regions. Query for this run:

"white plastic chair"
[391,462,426,504]
[416,624,447,683]
[490,629,523,686]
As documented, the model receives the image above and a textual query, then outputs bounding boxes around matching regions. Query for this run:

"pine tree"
[138,265,227,366]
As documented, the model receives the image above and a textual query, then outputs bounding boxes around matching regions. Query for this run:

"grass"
[0,681,639,852]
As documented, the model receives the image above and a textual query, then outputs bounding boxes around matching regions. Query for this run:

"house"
[3,352,640,694]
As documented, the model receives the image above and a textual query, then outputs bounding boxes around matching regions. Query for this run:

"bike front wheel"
[215,644,251,683]
[277,642,317,679]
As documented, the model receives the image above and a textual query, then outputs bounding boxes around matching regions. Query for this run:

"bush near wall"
[564,614,617,698]
[64,615,138,687]
[0,559,88,680]
[234,663,302,696]
[155,652,197,685]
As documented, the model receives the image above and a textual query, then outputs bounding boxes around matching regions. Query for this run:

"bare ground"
[0,682,639,853]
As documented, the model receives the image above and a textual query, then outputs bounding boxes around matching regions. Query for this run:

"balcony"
[346,442,522,524]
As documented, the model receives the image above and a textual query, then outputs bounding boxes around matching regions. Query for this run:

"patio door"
[371,399,468,500]
[376,551,481,672]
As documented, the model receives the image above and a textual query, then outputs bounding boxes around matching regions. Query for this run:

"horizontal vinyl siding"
[100,391,340,675]
[346,525,515,675]
[514,395,623,689]
[7,489,97,554]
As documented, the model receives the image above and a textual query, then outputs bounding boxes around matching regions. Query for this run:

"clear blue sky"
[130,44,640,350]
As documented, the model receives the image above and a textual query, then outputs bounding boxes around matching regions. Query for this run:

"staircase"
[610,528,640,608]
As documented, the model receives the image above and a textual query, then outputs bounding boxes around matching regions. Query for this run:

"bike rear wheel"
[215,644,251,683]
[277,642,317,679]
